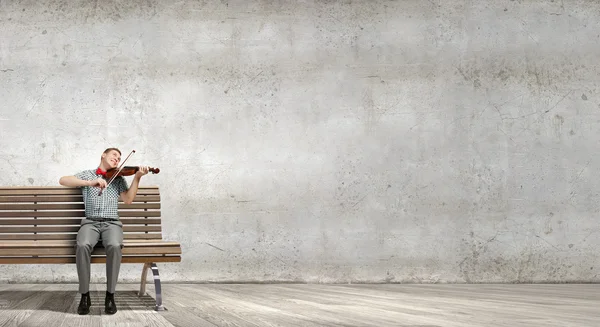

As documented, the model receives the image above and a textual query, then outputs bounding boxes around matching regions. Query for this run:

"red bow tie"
[96,168,107,177]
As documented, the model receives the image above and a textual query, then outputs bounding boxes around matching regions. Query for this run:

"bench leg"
[138,262,166,311]
[138,263,150,296]
[151,263,166,311]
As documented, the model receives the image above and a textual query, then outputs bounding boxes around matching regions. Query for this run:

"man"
[59,148,148,315]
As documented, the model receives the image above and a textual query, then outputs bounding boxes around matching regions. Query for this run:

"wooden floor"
[0,283,598,326]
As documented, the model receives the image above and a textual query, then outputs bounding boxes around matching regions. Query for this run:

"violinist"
[58,147,149,315]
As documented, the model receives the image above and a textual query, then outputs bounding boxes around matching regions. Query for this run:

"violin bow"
[98,149,135,196]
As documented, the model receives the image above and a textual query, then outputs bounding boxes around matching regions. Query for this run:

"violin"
[105,166,160,179]
[97,150,159,196]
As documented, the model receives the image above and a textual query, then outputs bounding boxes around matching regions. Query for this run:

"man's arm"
[121,175,141,205]
[120,167,149,204]
[59,176,106,188]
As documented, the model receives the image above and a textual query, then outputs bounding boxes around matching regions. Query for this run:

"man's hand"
[89,178,107,189]
[135,166,149,178]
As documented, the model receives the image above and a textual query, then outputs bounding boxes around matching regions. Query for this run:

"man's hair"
[103,148,121,156]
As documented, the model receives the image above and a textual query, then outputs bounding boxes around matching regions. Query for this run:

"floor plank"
[0,283,599,326]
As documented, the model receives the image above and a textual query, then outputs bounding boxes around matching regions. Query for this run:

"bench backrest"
[0,186,162,241]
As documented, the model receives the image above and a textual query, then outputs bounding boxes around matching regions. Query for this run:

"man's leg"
[76,221,100,293]
[76,220,100,315]
[101,222,123,293]
[101,221,123,314]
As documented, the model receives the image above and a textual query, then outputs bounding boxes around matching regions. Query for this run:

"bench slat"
[0,240,181,247]
[0,233,163,240]
[0,256,181,264]
[0,218,161,225]
[0,186,158,190]
[0,203,161,210]
[0,187,159,196]
[0,195,160,203]
[0,246,181,256]
[0,204,85,210]
[0,211,160,218]
[0,225,161,233]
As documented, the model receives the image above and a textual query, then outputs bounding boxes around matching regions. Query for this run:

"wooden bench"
[0,186,181,311]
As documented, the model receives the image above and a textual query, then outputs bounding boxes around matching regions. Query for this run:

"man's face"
[102,150,121,169]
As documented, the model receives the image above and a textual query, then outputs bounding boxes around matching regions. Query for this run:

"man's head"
[100,148,121,170]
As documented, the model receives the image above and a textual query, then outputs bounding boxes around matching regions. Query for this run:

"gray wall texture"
[1,0,599,284]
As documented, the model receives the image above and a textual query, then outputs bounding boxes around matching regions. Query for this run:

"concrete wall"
[0,0,599,284]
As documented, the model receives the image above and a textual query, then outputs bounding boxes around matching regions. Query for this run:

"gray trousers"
[76,218,124,294]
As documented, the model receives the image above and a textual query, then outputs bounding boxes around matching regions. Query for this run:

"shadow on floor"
[0,290,157,314]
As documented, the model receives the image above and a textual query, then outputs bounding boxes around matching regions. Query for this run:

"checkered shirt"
[74,169,129,220]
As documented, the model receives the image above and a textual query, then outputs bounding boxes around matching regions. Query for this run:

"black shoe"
[105,291,117,314]
[77,292,91,315]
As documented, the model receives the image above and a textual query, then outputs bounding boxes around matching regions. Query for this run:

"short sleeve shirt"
[74,169,129,220]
